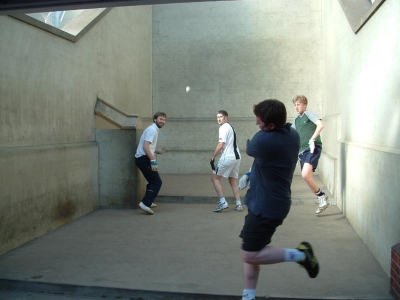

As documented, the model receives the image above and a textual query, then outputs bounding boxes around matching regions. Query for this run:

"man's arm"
[211,142,225,160]
[143,141,155,160]
[245,137,261,158]
[310,120,325,141]
[308,119,324,153]
[143,141,159,171]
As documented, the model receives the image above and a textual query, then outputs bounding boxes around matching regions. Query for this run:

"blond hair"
[292,95,308,105]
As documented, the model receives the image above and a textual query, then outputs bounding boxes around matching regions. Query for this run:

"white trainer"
[138,202,154,215]
[315,195,330,214]
[235,203,243,212]
[213,201,229,212]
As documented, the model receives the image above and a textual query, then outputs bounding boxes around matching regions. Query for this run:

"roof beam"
[0,0,234,15]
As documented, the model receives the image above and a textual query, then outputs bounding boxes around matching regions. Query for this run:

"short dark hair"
[253,99,287,128]
[153,112,167,120]
[217,110,228,117]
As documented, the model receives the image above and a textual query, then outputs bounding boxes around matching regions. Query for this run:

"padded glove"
[239,171,251,190]
[210,159,215,171]
[151,160,158,171]
[309,139,315,154]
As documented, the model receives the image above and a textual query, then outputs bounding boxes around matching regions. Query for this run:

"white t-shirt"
[135,123,159,158]
[219,122,240,160]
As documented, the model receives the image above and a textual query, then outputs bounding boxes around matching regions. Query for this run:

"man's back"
[245,123,300,219]
[219,122,240,160]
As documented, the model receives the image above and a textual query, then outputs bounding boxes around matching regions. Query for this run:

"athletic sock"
[236,199,242,205]
[219,197,227,204]
[242,289,256,300]
[315,189,324,197]
[284,248,306,262]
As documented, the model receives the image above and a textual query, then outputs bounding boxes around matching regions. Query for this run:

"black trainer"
[296,241,319,278]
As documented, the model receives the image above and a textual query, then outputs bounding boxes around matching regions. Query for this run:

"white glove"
[239,171,251,190]
[308,139,315,154]
[155,148,166,154]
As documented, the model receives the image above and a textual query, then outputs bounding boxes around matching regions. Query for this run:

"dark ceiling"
[0,0,233,15]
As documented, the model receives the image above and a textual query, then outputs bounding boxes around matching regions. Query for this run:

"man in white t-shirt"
[210,110,243,212]
[135,112,167,215]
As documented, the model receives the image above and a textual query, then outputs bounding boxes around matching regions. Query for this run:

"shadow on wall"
[339,142,347,213]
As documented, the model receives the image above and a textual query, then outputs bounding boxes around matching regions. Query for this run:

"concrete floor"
[0,175,392,300]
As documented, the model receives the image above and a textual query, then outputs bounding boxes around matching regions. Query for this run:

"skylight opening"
[11,8,110,42]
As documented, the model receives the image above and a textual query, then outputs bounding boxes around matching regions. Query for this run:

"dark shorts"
[299,146,322,172]
[240,211,283,252]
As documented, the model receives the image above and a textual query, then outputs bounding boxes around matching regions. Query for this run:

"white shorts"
[213,158,240,178]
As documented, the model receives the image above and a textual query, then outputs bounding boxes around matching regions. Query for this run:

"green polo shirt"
[292,111,322,153]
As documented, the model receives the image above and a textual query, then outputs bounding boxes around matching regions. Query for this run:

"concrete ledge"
[157,174,335,206]
[0,278,321,300]
[156,196,323,206]
[95,98,139,129]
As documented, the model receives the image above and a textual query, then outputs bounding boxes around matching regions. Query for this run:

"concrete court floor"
[0,175,393,300]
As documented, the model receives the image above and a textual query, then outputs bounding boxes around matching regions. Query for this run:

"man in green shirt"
[292,95,330,214]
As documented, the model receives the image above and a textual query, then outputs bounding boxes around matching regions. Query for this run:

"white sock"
[236,199,242,205]
[219,197,227,203]
[242,289,256,300]
[284,248,306,262]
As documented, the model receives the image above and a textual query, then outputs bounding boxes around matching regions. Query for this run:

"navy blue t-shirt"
[244,123,300,219]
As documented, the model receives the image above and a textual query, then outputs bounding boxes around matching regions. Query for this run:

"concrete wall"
[152,0,324,175]
[0,6,152,255]
[322,0,400,276]
[97,129,137,208]
[1,0,398,280]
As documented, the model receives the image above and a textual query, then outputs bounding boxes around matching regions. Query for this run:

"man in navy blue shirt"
[239,99,319,300]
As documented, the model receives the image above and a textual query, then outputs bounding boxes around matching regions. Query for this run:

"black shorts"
[240,211,283,252]
[299,146,322,172]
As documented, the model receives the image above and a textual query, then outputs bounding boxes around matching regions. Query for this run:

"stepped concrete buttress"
[94,97,140,208]
[94,97,139,129]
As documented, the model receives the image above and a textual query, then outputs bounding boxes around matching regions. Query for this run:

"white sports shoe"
[138,202,154,215]
[235,203,243,212]
[315,194,330,214]
[214,201,229,212]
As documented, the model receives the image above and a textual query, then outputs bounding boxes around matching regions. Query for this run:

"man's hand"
[309,139,315,154]
[151,160,158,171]
[155,148,166,154]
[239,171,251,190]
[210,159,215,171]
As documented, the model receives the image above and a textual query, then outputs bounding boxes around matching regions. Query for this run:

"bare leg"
[243,262,260,289]
[242,246,285,265]
[242,246,285,290]
[301,163,320,193]
[228,177,241,200]
[211,174,224,198]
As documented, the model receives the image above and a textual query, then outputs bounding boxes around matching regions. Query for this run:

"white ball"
[186,86,191,92]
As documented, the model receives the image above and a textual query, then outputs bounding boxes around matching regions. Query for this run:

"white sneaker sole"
[315,201,331,215]
[235,206,243,212]
[138,203,154,215]
[214,205,229,212]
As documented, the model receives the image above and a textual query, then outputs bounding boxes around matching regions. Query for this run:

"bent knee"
[241,251,258,264]
[301,169,313,181]
[211,175,221,183]
[155,178,162,188]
